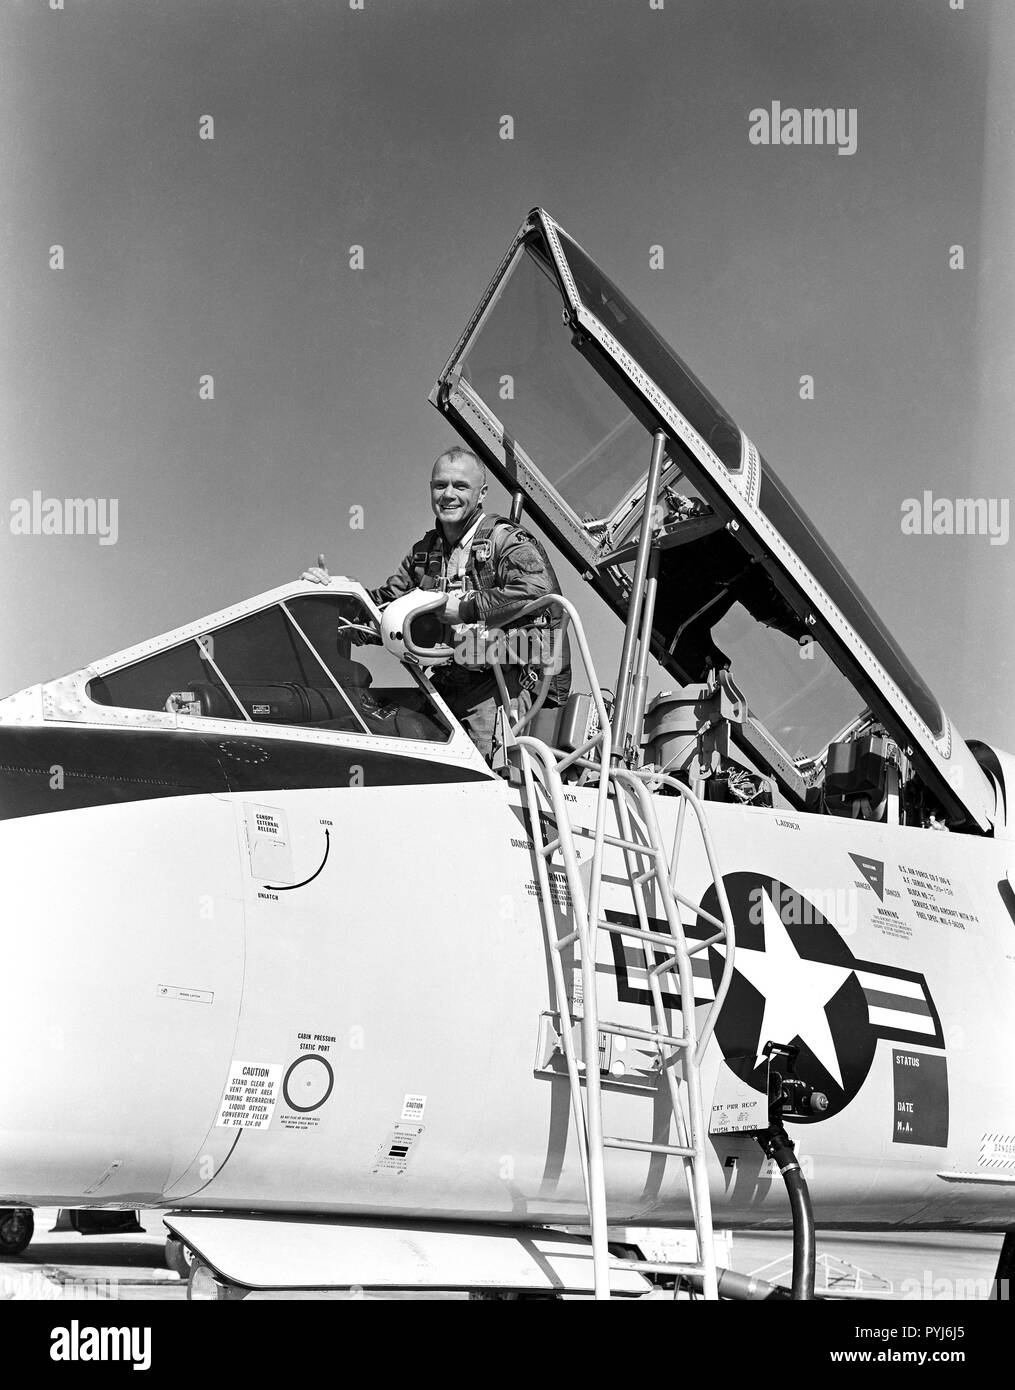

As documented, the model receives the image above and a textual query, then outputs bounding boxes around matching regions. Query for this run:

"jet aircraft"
[1,209,1012,1301]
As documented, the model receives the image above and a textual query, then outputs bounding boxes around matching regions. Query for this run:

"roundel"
[697,871,943,1122]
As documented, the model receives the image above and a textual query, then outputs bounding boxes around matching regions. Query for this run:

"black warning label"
[850,853,885,901]
[892,1048,948,1147]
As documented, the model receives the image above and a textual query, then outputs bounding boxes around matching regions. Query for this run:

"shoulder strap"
[473,513,512,543]
[411,529,444,587]
[467,514,515,588]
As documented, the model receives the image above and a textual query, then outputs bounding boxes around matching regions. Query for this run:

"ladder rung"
[552,929,581,950]
[597,920,681,950]
[633,867,657,884]
[686,930,725,957]
[598,1020,688,1049]
[603,1136,696,1158]
[540,837,562,857]
[601,832,657,856]
[671,891,725,934]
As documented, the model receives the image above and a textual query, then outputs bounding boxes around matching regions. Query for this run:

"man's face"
[430,455,486,527]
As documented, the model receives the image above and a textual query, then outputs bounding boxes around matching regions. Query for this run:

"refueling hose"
[768,1133,816,1300]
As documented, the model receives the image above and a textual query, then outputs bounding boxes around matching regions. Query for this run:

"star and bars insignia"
[604,871,945,1118]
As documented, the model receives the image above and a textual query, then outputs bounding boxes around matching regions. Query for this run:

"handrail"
[516,745,592,1206]
[515,735,609,1298]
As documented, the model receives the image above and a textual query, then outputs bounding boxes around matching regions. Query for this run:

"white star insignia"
[717,888,855,1087]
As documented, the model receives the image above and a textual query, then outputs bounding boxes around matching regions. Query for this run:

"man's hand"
[442,592,463,623]
[301,553,331,585]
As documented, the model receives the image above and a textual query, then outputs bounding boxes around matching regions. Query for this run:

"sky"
[2,0,1013,752]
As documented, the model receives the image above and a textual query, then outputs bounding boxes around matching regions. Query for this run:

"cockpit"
[35,586,454,747]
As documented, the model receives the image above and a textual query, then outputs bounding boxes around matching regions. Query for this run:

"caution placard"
[217,1061,282,1129]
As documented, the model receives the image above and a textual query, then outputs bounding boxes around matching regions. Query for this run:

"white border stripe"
[856,971,926,1001]
[867,1005,936,1034]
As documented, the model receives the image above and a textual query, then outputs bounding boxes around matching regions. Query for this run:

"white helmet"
[380,590,455,666]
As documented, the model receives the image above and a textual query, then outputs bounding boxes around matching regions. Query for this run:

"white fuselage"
[2,755,1013,1230]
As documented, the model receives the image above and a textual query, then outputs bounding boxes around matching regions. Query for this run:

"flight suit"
[371,512,572,760]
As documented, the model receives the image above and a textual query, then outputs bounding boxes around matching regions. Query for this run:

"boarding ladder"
[496,595,737,1301]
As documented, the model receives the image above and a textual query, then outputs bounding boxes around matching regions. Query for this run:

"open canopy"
[430,208,993,831]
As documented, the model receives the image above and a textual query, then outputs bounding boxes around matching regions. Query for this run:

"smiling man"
[304,446,570,760]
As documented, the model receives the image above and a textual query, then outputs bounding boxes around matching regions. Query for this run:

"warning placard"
[371,1123,425,1175]
[217,1061,282,1129]
[525,870,571,908]
[709,1057,768,1135]
[244,804,294,884]
[400,1093,427,1122]
[898,864,980,932]
[979,1134,1015,1170]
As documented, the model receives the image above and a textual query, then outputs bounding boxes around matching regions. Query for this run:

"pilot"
[303,446,570,761]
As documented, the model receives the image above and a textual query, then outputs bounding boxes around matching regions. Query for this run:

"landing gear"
[187,1259,250,1301]
[0,1208,34,1257]
[165,1234,193,1280]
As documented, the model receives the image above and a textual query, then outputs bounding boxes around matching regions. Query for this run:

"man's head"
[430,447,487,538]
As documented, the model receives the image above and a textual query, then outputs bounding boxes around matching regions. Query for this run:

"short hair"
[433,445,486,483]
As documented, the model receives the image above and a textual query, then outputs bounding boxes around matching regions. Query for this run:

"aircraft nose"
[0,777,245,1206]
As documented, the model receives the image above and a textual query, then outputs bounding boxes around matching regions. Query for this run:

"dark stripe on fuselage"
[860,988,932,1017]
[0,726,487,821]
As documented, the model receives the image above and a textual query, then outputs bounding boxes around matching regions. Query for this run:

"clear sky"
[3,0,1013,751]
